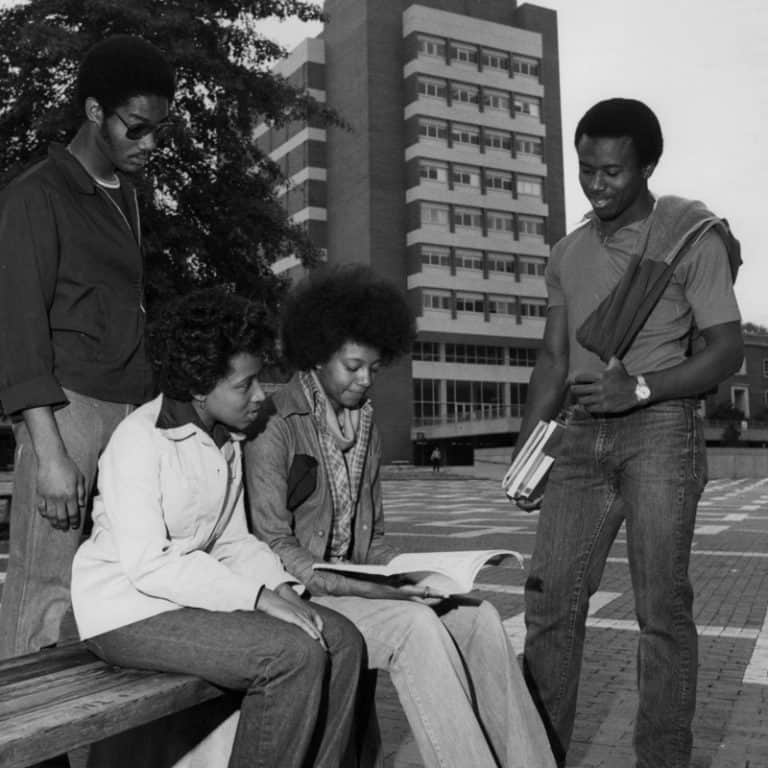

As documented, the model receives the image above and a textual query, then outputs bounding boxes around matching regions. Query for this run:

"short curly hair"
[148,288,275,401]
[574,98,663,167]
[281,265,416,370]
[76,34,175,113]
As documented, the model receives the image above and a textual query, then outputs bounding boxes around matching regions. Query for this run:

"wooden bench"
[0,642,227,768]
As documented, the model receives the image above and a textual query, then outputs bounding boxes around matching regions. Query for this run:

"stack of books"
[502,419,565,500]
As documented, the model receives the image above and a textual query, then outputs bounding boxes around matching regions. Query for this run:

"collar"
[48,142,133,197]
[155,394,234,448]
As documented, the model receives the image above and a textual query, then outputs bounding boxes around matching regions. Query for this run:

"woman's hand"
[256,584,328,650]
[344,577,449,602]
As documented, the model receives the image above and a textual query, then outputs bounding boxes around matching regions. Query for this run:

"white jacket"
[72,394,297,639]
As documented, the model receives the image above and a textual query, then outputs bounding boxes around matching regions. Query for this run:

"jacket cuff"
[1,375,67,416]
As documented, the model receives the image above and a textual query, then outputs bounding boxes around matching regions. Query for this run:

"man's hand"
[36,450,85,531]
[257,585,328,650]
[570,357,638,414]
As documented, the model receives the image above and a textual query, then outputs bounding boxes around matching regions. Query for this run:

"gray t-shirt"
[546,216,741,379]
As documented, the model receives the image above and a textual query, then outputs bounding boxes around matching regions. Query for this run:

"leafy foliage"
[0,0,337,313]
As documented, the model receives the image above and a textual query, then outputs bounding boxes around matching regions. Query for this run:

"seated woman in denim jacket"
[244,265,556,768]
[70,289,364,768]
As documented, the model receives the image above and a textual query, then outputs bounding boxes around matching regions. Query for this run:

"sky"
[259,0,768,326]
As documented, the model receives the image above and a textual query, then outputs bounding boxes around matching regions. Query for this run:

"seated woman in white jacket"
[71,288,364,768]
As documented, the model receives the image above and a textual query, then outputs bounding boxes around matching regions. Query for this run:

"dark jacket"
[0,143,153,416]
[244,374,397,595]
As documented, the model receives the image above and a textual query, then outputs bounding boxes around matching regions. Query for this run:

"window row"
[420,246,546,278]
[416,35,540,79]
[422,290,547,319]
[412,341,538,367]
[418,159,543,199]
[416,76,541,119]
[419,203,546,240]
[413,378,530,423]
[417,118,543,158]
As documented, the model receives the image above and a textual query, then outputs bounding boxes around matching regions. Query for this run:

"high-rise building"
[256,0,565,463]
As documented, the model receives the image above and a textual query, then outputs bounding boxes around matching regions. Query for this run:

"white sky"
[260,0,768,326]
[2,1,764,323]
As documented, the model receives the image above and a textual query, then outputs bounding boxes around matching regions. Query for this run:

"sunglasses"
[112,110,174,141]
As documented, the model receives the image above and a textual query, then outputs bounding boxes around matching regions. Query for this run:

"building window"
[451,123,480,148]
[483,89,510,112]
[510,382,529,416]
[417,76,447,100]
[447,380,504,420]
[512,55,540,78]
[509,347,538,366]
[481,49,509,71]
[418,36,445,59]
[413,341,441,361]
[513,94,541,119]
[413,378,441,422]
[485,169,513,193]
[418,118,448,143]
[488,295,517,316]
[450,43,478,65]
[515,134,543,158]
[421,203,449,228]
[423,290,451,311]
[454,248,483,271]
[419,160,448,184]
[445,344,504,365]
[453,207,483,230]
[519,256,546,277]
[763,359,768,377]
[484,129,512,152]
[454,292,485,313]
[420,245,450,268]
[516,175,543,199]
[452,165,481,189]
[451,82,479,106]
[518,215,545,239]
[520,298,547,318]
[487,211,515,234]
[487,252,517,275]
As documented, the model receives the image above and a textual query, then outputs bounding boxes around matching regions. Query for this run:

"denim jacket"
[244,374,397,595]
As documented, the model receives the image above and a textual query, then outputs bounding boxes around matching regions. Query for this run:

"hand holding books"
[502,419,565,510]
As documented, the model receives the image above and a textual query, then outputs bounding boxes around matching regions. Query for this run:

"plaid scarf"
[299,370,373,561]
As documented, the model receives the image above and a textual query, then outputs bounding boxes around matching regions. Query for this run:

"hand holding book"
[502,419,565,509]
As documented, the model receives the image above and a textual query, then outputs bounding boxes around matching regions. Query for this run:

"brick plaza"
[2,471,768,767]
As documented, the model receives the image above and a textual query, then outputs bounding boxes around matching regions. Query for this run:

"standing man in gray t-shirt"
[516,98,743,768]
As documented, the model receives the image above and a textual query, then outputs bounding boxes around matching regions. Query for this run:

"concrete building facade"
[256,0,565,462]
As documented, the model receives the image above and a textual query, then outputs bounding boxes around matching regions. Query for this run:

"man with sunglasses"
[0,35,175,660]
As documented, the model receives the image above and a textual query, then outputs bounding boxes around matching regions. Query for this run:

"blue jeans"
[524,400,706,768]
[315,595,556,768]
[87,604,364,768]
[0,390,133,659]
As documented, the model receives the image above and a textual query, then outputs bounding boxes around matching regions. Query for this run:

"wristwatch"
[634,374,651,404]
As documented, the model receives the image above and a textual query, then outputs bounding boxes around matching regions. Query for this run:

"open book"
[502,419,565,500]
[313,549,523,595]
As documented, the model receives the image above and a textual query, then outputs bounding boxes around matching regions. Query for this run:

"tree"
[743,322,768,335]
[0,0,339,315]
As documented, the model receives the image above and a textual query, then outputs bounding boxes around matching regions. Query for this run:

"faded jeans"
[0,390,133,659]
[314,594,556,768]
[524,400,706,768]
[87,604,364,768]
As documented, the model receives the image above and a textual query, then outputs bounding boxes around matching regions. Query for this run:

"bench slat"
[0,644,223,768]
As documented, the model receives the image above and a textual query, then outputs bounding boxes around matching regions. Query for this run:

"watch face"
[636,383,651,402]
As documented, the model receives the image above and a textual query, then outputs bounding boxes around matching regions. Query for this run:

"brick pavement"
[2,471,768,767]
[375,471,768,768]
